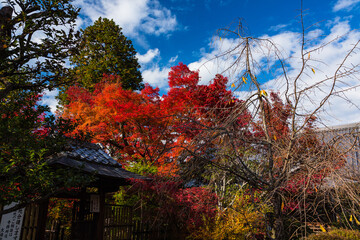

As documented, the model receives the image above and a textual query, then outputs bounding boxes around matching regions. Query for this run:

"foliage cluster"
[47,198,74,224]
[115,175,218,235]
[0,0,79,100]
[62,62,348,238]
[62,63,247,177]
[191,188,266,240]
[0,90,92,208]
[0,0,109,213]
[70,17,143,91]
[307,228,360,240]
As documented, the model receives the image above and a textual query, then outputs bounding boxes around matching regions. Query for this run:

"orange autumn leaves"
[63,75,177,175]
[62,64,243,177]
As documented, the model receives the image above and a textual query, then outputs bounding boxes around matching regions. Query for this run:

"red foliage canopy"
[63,64,246,176]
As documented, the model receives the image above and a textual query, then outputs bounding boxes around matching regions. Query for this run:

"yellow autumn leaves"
[260,90,267,97]
[308,52,316,74]
[349,214,360,225]
[317,215,360,233]
[230,76,268,98]
[320,225,327,232]
[230,76,247,88]
[242,76,247,84]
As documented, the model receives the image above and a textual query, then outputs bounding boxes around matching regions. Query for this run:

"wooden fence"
[45,220,68,240]
[1,203,178,240]
[103,204,175,240]
[103,204,132,240]
[21,203,40,240]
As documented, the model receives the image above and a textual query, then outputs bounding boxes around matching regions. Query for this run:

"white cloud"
[142,66,170,89]
[136,48,160,65]
[74,0,177,38]
[269,23,289,32]
[333,0,360,11]
[262,21,360,126]
[139,1,178,36]
[305,29,324,41]
[188,37,241,84]
[169,55,178,63]
[136,48,173,89]
[187,20,360,126]
[40,89,59,113]
[187,34,299,85]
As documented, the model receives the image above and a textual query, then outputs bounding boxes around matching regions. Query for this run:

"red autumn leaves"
[63,63,245,176]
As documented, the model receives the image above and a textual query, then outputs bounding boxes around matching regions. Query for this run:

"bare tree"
[178,8,360,240]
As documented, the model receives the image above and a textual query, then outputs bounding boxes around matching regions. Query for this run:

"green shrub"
[306,232,346,240]
[307,228,360,240]
[329,228,360,240]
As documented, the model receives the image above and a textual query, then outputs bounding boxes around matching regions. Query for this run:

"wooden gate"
[71,201,97,240]
[102,204,173,240]
[103,204,133,240]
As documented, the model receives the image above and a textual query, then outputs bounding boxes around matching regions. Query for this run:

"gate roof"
[47,140,148,187]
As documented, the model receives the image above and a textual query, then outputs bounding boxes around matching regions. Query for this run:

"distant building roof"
[317,122,360,168]
[317,122,360,133]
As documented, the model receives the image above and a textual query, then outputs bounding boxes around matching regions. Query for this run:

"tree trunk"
[272,192,286,240]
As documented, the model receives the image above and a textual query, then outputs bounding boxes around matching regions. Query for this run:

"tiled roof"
[48,140,148,181]
[60,142,122,167]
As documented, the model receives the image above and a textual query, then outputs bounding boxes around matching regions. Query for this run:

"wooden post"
[35,199,49,240]
[79,187,87,221]
[96,189,105,240]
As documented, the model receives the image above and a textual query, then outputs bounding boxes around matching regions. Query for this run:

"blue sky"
[70,0,360,87]
[38,0,360,125]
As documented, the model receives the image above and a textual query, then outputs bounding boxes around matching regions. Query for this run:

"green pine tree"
[71,17,143,91]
